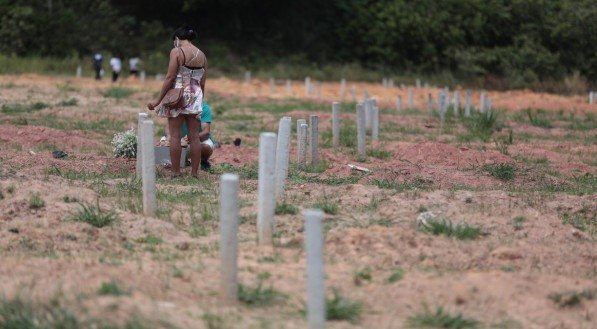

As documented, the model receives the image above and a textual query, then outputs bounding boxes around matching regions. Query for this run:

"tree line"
[0,0,595,89]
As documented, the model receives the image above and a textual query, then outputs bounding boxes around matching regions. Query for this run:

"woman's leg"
[168,115,185,174]
[186,115,202,176]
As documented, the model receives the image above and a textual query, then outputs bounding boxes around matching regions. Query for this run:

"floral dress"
[156,65,204,118]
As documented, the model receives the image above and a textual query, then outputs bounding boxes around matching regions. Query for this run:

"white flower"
[111,129,137,158]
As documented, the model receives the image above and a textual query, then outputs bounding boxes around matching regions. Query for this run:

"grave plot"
[0,74,595,328]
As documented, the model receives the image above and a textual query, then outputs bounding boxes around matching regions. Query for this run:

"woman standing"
[147,26,207,177]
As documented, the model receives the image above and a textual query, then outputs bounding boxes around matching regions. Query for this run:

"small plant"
[326,290,363,323]
[62,195,79,203]
[548,289,594,307]
[526,109,553,128]
[353,267,373,285]
[237,282,286,307]
[512,216,526,230]
[28,193,45,209]
[275,202,299,215]
[104,87,134,99]
[420,218,482,240]
[111,128,137,158]
[373,177,434,191]
[386,267,405,283]
[7,185,15,194]
[483,163,516,181]
[98,280,126,296]
[367,149,393,159]
[313,198,339,215]
[408,306,478,328]
[460,110,500,142]
[561,205,596,237]
[136,234,162,246]
[71,202,117,228]
[56,98,78,107]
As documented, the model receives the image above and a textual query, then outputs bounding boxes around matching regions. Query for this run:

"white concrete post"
[408,89,414,109]
[424,82,430,88]
[305,77,312,96]
[382,78,388,87]
[76,65,82,78]
[396,95,402,112]
[479,91,487,113]
[416,79,421,89]
[453,91,460,116]
[257,132,277,245]
[332,102,340,148]
[437,91,445,114]
[286,79,292,95]
[485,96,493,117]
[309,115,320,165]
[305,209,325,329]
[464,90,472,117]
[298,124,308,169]
[275,117,292,199]
[340,79,346,100]
[389,79,394,88]
[140,70,146,82]
[356,103,366,159]
[244,71,251,83]
[219,173,239,304]
[136,113,148,178]
[269,78,276,93]
[372,105,379,142]
[427,93,433,115]
[589,91,595,104]
[351,85,356,102]
[140,120,157,217]
[364,98,372,131]
[316,82,321,100]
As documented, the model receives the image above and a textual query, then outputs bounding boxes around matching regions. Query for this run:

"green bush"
[111,129,137,158]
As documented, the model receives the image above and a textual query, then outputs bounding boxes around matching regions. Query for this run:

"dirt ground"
[0,74,595,328]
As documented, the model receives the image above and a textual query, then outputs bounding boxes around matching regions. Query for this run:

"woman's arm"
[148,49,181,110]
[198,122,210,141]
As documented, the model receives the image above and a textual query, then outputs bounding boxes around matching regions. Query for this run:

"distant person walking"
[93,52,103,80]
[147,26,207,178]
[129,57,140,77]
[110,56,122,82]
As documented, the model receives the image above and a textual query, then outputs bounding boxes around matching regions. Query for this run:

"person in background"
[181,101,214,170]
[110,55,122,82]
[129,57,140,77]
[93,52,103,80]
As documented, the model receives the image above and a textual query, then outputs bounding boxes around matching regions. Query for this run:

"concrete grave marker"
[356,103,366,159]
[219,173,239,304]
[304,209,325,329]
[257,132,277,245]
[140,120,157,216]
[275,117,292,199]
[332,102,340,147]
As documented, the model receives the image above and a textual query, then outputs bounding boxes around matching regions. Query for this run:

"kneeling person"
[181,101,214,170]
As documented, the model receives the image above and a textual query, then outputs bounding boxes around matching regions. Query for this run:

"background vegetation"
[0,0,595,91]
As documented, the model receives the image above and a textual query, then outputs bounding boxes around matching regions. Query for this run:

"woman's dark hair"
[172,26,197,41]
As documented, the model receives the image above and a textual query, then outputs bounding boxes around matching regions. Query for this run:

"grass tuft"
[70,202,117,228]
[326,290,363,323]
[408,306,478,328]
[459,110,500,142]
[386,267,405,283]
[98,281,126,296]
[420,218,482,240]
[275,202,299,215]
[548,289,594,307]
[104,87,135,99]
[483,163,516,181]
[367,149,393,159]
[237,282,286,307]
[28,193,45,209]
[526,109,553,128]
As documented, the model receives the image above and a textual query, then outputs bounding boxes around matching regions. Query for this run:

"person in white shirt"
[109,56,122,82]
[129,57,140,77]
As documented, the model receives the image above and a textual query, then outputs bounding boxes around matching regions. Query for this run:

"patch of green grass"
[372,176,434,191]
[367,149,393,159]
[275,202,299,215]
[512,216,526,230]
[313,197,339,215]
[6,185,15,194]
[11,117,28,125]
[420,218,482,240]
[303,161,329,174]
[535,173,596,195]
[560,205,596,237]
[526,109,553,128]
[104,87,135,99]
[28,193,45,209]
[568,112,596,130]
[326,290,363,324]
[1,102,49,115]
[408,306,478,328]
[548,289,594,307]
[62,195,79,203]
[237,282,286,307]
[483,163,516,181]
[56,98,78,107]
[386,267,405,283]
[70,202,117,228]
[136,234,162,246]
[458,110,501,142]
[322,125,358,148]
[353,267,373,285]
[98,281,126,296]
